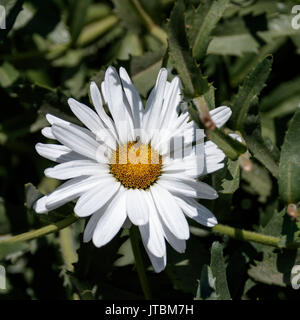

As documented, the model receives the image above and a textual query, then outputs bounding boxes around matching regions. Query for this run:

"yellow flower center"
[110,142,162,189]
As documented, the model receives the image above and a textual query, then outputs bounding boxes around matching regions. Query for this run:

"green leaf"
[260,76,300,118]
[210,241,231,300]
[94,25,125,50]
[194,265,218,300]
[52,49,84,68]
[207,34,259,57]
[0,0,24,41]
[258,14,300,44]
[229,39,284,87]
[0,61,19,87]
[166,235,210,295]
[116,31,143,60]
[112,0,143,33]
[259,208,300,248]
[279,108,300,204]
[242,279,256,299]
[203,85,216,110]
[187,0,229,61]
[229,56,273,131]
[262,94,300,119]
[0,197,10,234]
[47,20,70,45]
[67,0,91,44]
[76,15,119,47]
[129,49,165,97]
[216,158,240,194]
[85,3,111,24]
[249,208,300,287]
[114,238,134,267]
[63,64,87,99]
[12,2,35,31]
[242,162,272,203]
[238,0,279,17]
[166,0,208,98]
[243,116,280,178]
[208,128,247,160]
[259,209,286,239]
[73,233,127,284]
[14,82,75,121]
[206,17,259,57]
[248,250,298,287]
[0,242,29,260]
[68,274,96,300]
[25,69,52,88]
[25,183,43,209]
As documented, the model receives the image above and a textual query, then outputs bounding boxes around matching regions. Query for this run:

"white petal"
[45,175,101,211]
[143,68,168,142]
[159,77,182,130]
[145,247,166,273]
[162,159,186,173]
[174,195,218,227]
[74,177,120,217]
[150,184,189,240]
[139,192,166,258]
[52,123,100,160]
[126,189,149,225]
[92,190,127,247]
[35,143,86,163]
[119,67,143,129]
[90,81,115,131]
[41,127,55,139]
[47,113,96,135]
[163,153,206,178]
[33,196,48,214]
[46,114,71,126]
[161,222,186,253]
[209,106,232,128]
[83,209,105,242]
[104,66,135,144]
[204,141,225,175]
[46,112,108,144]
[143,87,155,115]
[157,121,204,157]
[68,98,104,135]
[101,81,108,105]
[158,176,218,199]
[45,159,108,180]
[68,98,115,150]
[229,133,243,142]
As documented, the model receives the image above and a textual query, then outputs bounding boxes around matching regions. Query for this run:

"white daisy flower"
[34,66,232,272]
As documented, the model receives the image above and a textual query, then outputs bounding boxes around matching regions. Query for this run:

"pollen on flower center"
[109,142,162,190]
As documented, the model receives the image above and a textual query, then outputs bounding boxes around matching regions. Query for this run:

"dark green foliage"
[167,0,208,98]
[279,108,300,204]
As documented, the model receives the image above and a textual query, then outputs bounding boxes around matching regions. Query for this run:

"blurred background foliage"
[0,0,300,300]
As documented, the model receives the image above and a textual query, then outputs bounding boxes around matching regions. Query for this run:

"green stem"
[59,227,78,272]
[130,0,168,45]
[129,226,152,300]
[212,224,300,249]
[0,215,78,244]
